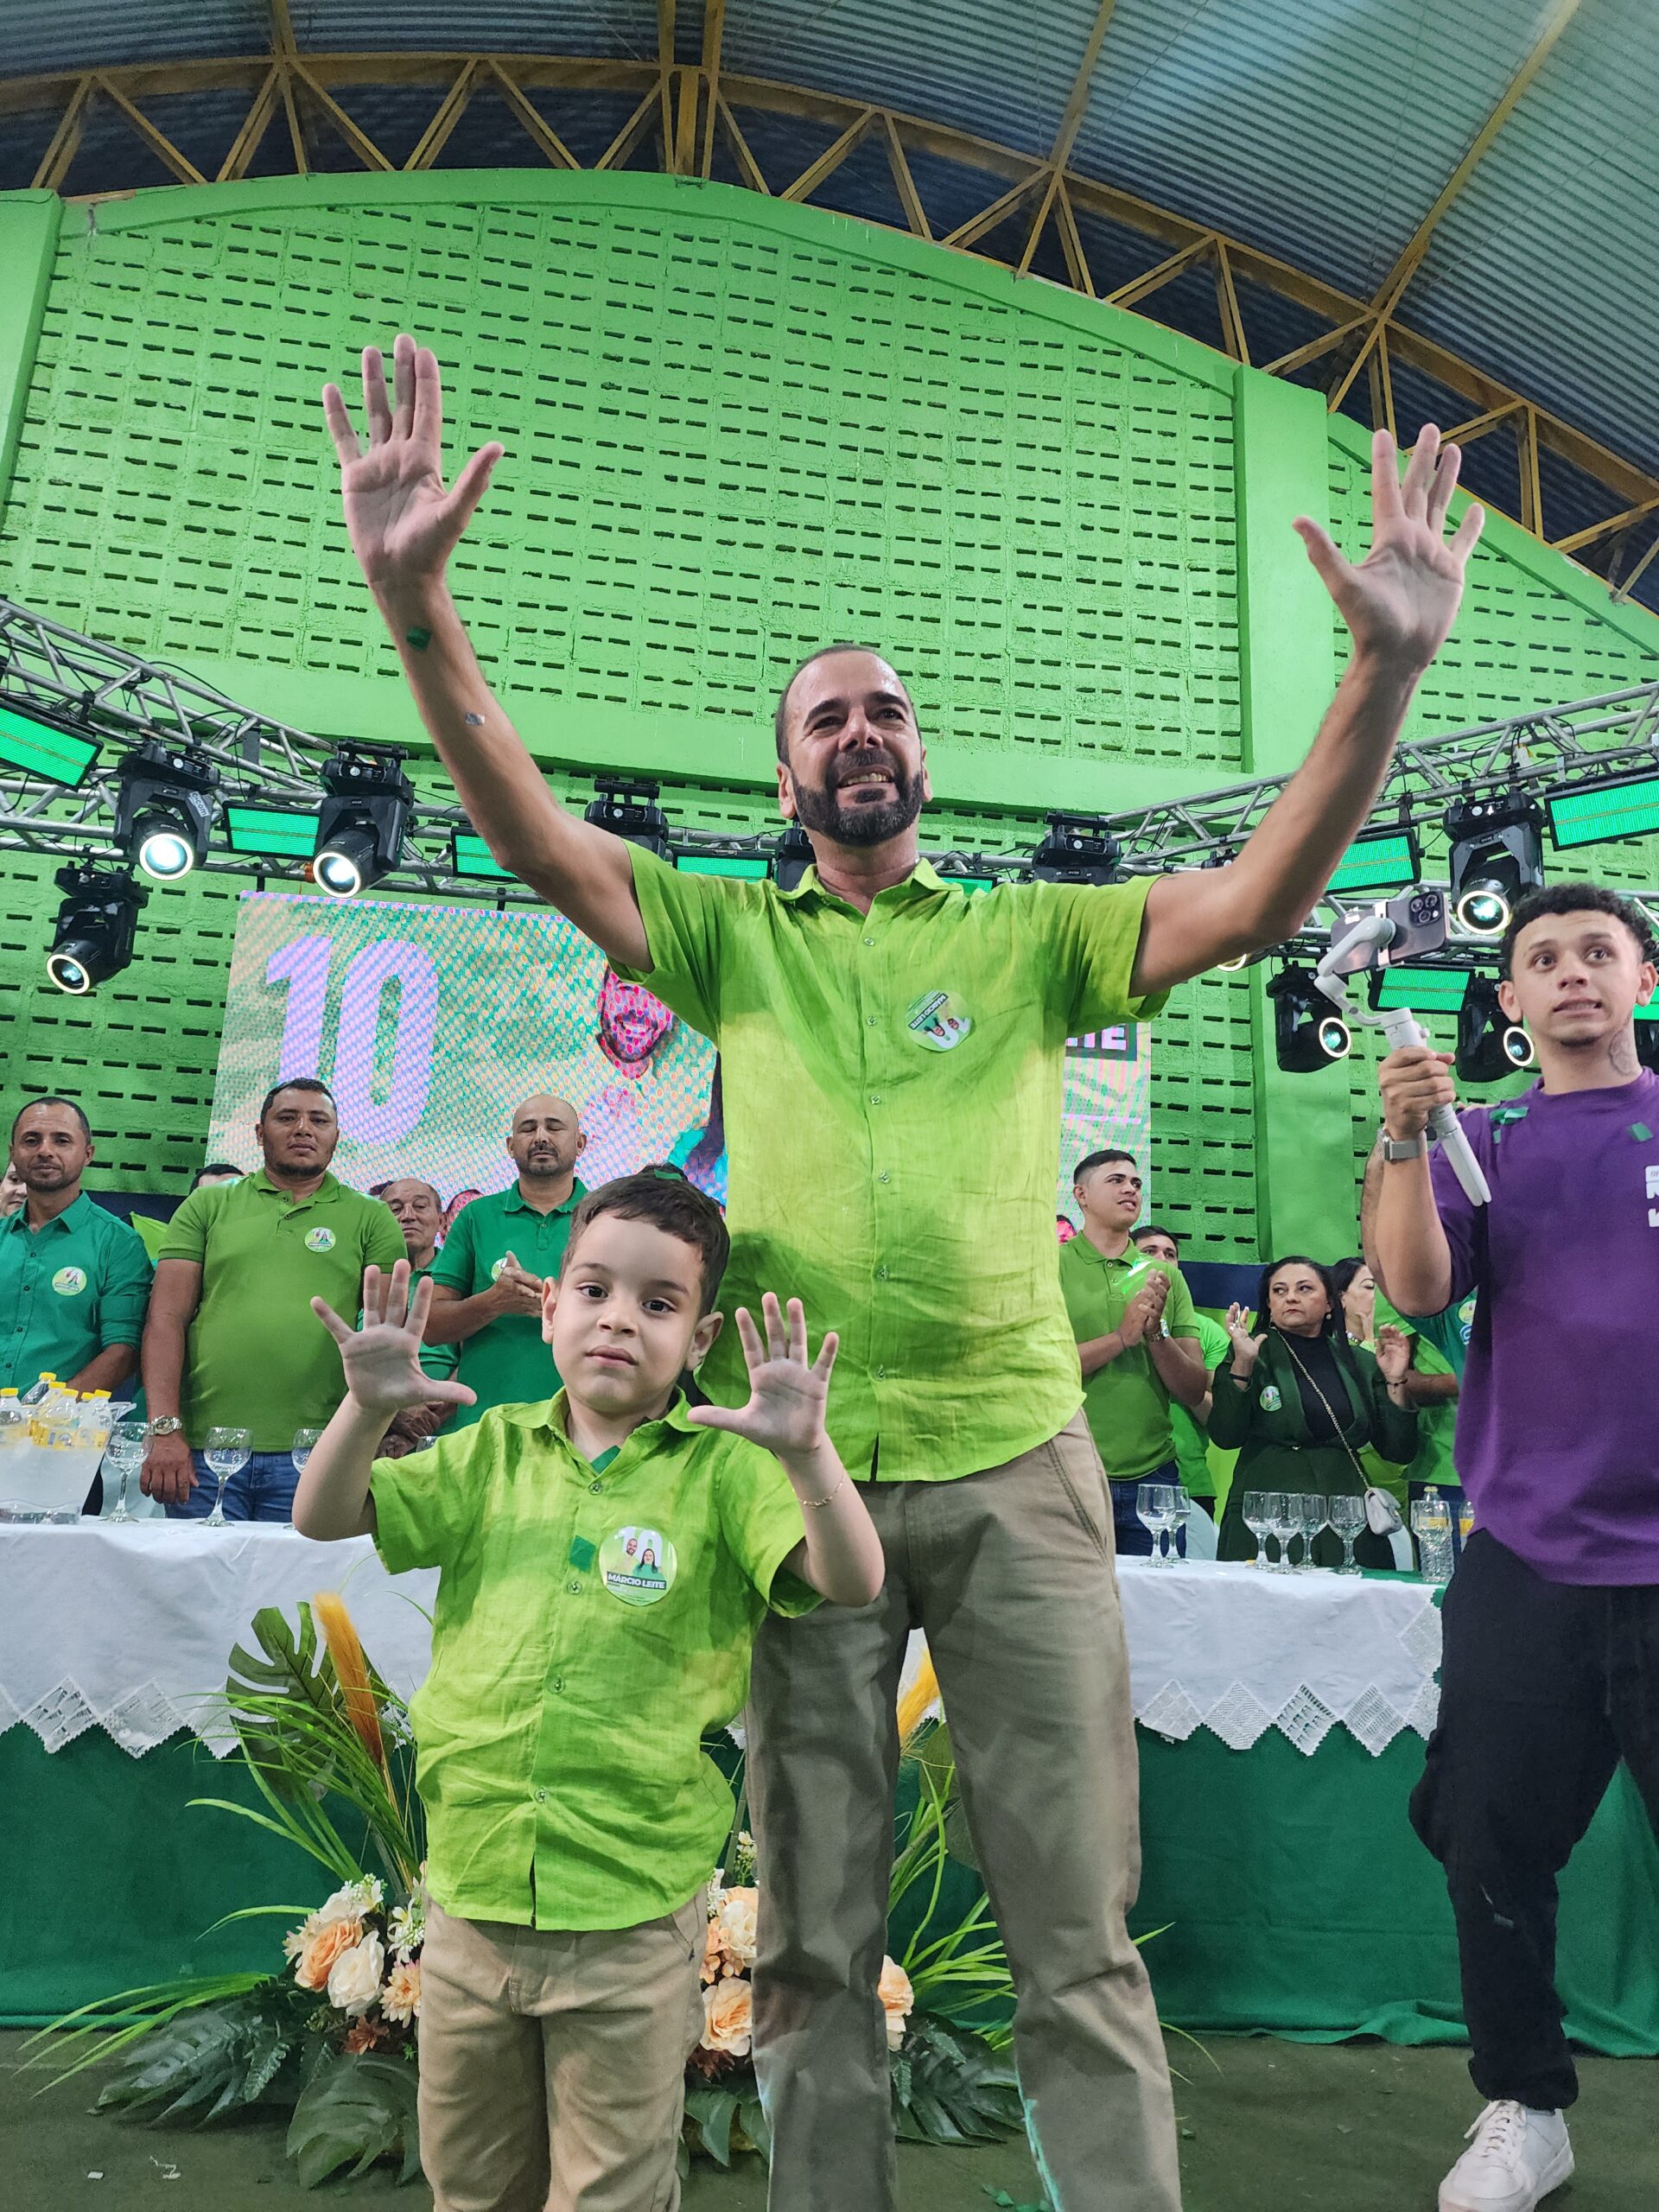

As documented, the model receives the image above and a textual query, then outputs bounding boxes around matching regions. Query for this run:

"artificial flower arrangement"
[33,1600,1032,2184]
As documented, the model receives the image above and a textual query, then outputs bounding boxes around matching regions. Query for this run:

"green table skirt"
[3,1723,1656,2050]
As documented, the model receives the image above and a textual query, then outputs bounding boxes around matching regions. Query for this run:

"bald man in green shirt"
[327,335,1486,2212]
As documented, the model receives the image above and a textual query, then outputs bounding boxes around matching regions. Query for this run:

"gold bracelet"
[799,1471,847,1510]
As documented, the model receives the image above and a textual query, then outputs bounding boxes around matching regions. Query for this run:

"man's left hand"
[1293,425,1484,671]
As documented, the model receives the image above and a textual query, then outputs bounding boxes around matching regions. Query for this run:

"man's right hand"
[486,1251,545,1319]
[322,335,503,600]
[142,1430,197,1505]
[1378,1044,1458,1141]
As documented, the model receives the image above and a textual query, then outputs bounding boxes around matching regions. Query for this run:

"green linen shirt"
[427,1183,586,1426]
[1172,1310,1232,1497]
[621,850,1161,1482]
[1058,1240,1200,1479]
[370,1391,818,1929]
[159,1170,404,1450]
[0,1193,152,1393]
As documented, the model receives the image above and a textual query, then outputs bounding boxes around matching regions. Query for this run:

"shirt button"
[867,1015,878,1027]
[535,1788,547,1802]
[876,1265,889,1280]
[567,1579,582,1593]
[589,1480,602,1493]
[875,1366,887,1380]
[551,1677,564,1693]
[862,936,875,947]
[879,1171,891,1184]
[869,1093,881,1105]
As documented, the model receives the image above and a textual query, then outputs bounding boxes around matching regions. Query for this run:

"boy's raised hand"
[686,1293,837,1460]
[314,1261,477,1418]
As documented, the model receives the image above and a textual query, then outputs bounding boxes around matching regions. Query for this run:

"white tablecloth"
[0,1527,1440,1762]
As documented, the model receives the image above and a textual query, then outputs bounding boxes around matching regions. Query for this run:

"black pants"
[1409,1531,1659,2110]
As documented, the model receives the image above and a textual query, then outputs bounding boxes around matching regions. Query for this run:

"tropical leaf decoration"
[890,2016,1022,2145]
[313,1590,391,1789]
[286,2051,422,2188]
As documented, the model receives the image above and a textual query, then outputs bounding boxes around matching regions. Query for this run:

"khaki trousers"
[747,1410,1180,2212]
[417,1892,706,2212]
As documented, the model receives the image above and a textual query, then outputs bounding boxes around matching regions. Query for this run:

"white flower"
[715,1886,759,1972]
[311,1876,384,1931]
[387,1897,425,1961]
[326,1932,386,2017]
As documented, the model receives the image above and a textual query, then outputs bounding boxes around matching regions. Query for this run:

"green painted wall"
[0,171,1656,1255]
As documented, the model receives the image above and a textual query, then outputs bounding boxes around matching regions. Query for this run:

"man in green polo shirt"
[1,1098,153,1513]
[326,335,1484,2210]
[1060,1151,1205,1553]
[1132,1224,1234,1517]
[141,1077,403,1521]
[424,1094,588,1425]
[377,1175,459,1456]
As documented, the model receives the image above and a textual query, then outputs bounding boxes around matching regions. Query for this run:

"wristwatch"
[147,1414,184,1436]
[1378,1130,1426,1163]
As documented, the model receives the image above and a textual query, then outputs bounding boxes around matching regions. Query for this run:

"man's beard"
[790,756,924,848]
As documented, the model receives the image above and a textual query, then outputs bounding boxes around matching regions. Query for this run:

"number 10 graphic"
[265,934,440,1146]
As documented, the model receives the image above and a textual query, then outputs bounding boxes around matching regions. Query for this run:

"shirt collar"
[778,855,947,907]
[251,1166,339,1205]
[503,1177,586,1217]
[2,1191,93,1238]
[499,1384,698,1445]
[1065,1235,1147,1273]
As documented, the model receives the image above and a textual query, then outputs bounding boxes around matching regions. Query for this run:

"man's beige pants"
[418,1892,706,2212]
[748,1411,1181,2212]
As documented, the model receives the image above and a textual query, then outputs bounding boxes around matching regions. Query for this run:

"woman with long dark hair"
[1211,1255,1416,1568]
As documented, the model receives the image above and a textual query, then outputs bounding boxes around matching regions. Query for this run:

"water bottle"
[1413,1485,1454,1586]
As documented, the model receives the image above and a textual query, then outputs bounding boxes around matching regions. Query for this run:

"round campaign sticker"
[1458,1296,1476,1344]
[1259,1384,1282,1412]
[490,1256,510,1281]
[303,1226,336,1253]
[599,1526,678,1606]
[906,990,974,1052]
[51,1265,87,1296]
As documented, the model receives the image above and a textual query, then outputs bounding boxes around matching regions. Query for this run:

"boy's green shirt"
[370,1390,820,1930]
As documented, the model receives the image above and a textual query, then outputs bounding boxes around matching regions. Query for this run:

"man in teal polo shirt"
[326,335,1484,2211]
[141,1077,404,1521]
[425,1094,588,1425]
[1,1097,152,1469]
[1060,1151,1205,1552]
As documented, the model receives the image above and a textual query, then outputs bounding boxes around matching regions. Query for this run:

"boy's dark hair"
[1131,1222,1179,1255]
[1499,884,1657,976]
[1255,1254,1343,1342]
[773,642,907,761]
[10,1094,92,1141]
[258,1077,336,1122]
[563,1172,731,1316]
[1073,1147,1136,1184]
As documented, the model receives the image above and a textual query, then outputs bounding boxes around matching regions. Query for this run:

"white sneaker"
[1439,2101,1574,2212]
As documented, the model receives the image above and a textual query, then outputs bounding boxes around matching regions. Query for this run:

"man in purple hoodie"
[1370,881,1659,2212]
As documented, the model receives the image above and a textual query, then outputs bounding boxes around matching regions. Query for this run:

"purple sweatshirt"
[1425,1069,1659,1584]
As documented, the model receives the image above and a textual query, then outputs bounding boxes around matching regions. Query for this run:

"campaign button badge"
[51,1266,87,1295]
[600,1526,678,1606]
[906,990,973,1052]
[304,1226,337,1253]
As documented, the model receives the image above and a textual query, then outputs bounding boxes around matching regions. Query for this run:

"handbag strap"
[1277,1334,1374,1497]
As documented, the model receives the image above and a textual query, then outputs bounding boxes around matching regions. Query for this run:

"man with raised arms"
[325,335,1482,2212]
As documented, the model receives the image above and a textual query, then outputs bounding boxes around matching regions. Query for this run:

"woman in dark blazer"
[1212,1255,1417,1569]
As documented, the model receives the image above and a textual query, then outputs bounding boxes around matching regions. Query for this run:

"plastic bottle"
[1414,1485,1454,1586]
[0,1389,24,1450]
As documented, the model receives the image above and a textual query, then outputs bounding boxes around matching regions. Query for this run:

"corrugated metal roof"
[0,2,266,77]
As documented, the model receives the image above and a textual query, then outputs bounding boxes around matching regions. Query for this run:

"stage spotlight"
[583,775,674,864]
[772,823,815,892]
[113,739,218,881]
[45,861,148,994]
[1031,811,1122,885]
[1446,792,1544,938]
[1455,975,1535,1085]
[315,743,413,899]
[1268,964,1351,1071]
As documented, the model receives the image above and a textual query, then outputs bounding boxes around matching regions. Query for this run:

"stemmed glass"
[1297,1495,1328,1572]
[201,1426,251,1528]
[291,1426,323,1478]
[103,1419,149,1524]
[1136,1481,1178,1565]
[1242,1491,1280,1569]
[1169,1485,1193,1564]
[1268,1495,1301,1573]
[1328,1494,1366,1574]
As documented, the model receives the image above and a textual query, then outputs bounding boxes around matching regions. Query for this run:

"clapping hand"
[685,1294,837,1461]
[1294,426,1484,672]
[1375,1325,1413,1386]
[1225,1302,1267,1371]
[314,1262,478,1418]
[489,1250,546,1319]
[1119,1270,1169,1346]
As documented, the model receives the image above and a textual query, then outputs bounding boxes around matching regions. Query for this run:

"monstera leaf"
[891,2016,1022,2146]
[226,1604,340,1799]
[94,1987,307,2125]
[286,2051,422,2188]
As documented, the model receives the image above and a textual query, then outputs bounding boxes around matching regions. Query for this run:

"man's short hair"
[382,1176,442,1207]
[563,1172,730,1317]
[190,1161,243,1188]
[1073,1147,1136,1184]
[1132,1222,1179,1255]
[257,1077,336,1122]
[1499,883,1657,976]
[10,1094,91,1142]
[773,642,904,761]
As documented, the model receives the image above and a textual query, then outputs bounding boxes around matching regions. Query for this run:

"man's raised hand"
[322,334,503,597]
[1294,426,1484,671]
[685,1294,837,1460]
[314,1261,477,1418]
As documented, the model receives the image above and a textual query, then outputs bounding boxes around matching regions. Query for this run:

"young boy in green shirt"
[294,1173,882,2212]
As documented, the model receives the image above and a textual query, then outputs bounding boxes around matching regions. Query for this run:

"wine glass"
[1242,1491,1273,1568]
[103,1419,149,1524]
[1328,1494,1365,1574]
[1297,1495,1327,1572]
[1136,1481,1177,1564]
[1169,1485,1193,1563]
[291,1425,323,1477]
[1268,1494,1301,1574]
[201,1426,251,1528]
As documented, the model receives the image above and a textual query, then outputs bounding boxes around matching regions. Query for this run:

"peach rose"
[293,1917,362,1992]
[715,1885,759,1972]
[878,1957,913,2050]
[700,1916,729,1986]
[382,1959,421,2024]
[326,1932,386,2018]
[701,1975,753,2057]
